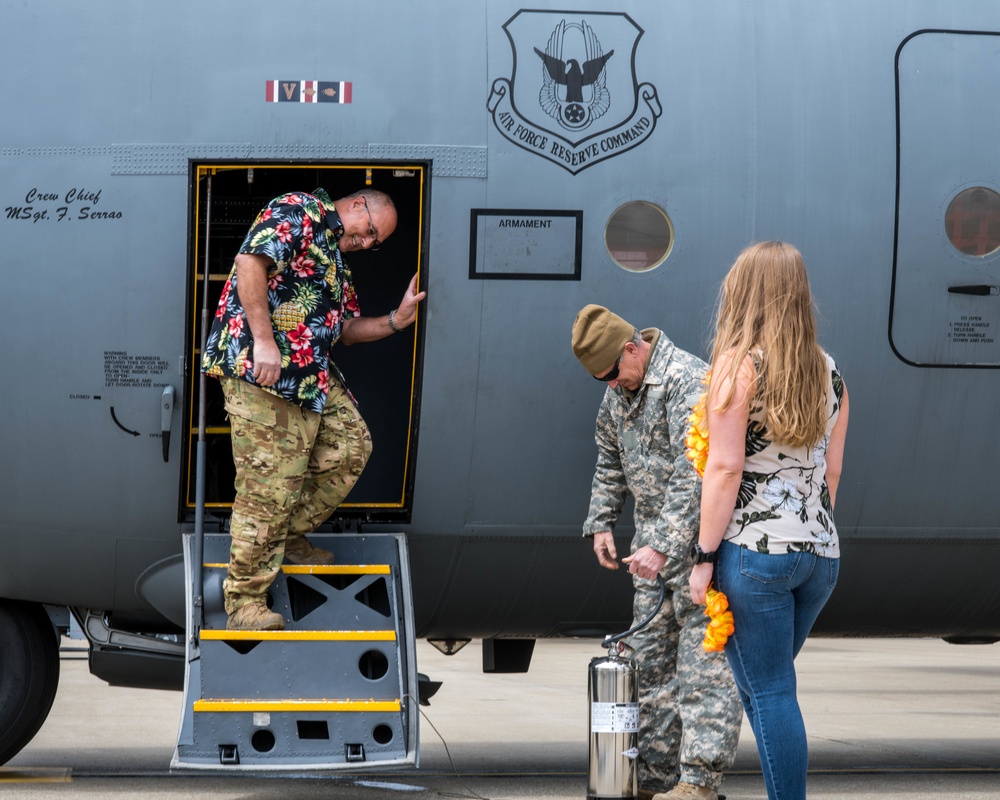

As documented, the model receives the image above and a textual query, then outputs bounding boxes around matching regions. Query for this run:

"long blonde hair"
[710,241,829,449]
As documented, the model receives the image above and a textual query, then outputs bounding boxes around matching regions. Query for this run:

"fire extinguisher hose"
[602,574,666,647]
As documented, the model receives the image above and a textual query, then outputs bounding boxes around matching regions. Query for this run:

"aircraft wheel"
[0,600,60,765]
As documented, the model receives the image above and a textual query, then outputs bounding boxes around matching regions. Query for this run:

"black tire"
[0,600,60,765]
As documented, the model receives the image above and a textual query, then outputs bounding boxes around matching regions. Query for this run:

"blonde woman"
[688,242,849,800]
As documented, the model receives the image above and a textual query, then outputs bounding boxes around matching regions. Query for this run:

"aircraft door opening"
[891,30,1000,367]
[183,163,428,522]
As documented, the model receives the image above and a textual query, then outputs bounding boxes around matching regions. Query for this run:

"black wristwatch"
[692,543,717,564]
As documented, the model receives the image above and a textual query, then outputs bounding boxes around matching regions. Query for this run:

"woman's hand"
[689,562,715,605]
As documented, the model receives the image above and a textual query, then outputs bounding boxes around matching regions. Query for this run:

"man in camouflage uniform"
[572,304,741,800]
[202,188,426,631]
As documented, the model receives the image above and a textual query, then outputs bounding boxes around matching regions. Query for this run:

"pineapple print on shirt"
[201,189,361,413]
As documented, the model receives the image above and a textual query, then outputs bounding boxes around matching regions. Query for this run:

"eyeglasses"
[594,355,621,382]
[362,197,382,251]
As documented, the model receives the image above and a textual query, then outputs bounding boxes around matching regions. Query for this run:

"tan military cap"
[571,304,634,375]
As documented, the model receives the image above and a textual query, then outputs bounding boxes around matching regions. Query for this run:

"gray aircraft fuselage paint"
[1,1,998,690]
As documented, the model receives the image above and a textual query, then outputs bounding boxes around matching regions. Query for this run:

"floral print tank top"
[723,352,844,557]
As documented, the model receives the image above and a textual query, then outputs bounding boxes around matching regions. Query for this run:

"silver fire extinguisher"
[588,575,665,800]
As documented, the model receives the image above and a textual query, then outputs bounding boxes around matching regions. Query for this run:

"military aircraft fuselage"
[2,2,999,734]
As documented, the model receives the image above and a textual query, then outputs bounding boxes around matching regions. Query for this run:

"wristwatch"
[692,543,717,564]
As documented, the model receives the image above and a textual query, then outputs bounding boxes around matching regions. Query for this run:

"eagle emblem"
[534,20,614,130]
[487,10,662,174]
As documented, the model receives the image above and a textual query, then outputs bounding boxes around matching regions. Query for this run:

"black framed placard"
[469,208,583,280]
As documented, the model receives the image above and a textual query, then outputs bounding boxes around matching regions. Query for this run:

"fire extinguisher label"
[591,702,639,733]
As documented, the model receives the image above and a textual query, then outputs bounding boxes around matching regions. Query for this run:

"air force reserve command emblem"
[488,10,661,174]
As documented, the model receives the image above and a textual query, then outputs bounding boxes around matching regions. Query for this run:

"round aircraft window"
[605,201,673,272]
[945,186,1000,257]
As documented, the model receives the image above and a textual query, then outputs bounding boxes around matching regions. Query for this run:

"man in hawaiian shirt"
[202,188,425,631]
[572,305,740,800]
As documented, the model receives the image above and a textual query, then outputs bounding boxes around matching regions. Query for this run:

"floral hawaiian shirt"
[201,189,361,413]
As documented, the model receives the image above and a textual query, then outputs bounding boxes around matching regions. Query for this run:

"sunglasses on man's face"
[362,196,382,251]
[594,355,621,382]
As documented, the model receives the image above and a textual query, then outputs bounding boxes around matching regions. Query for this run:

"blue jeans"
[715,540,839,800]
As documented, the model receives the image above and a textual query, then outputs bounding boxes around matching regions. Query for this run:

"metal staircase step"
[172,533,418,771]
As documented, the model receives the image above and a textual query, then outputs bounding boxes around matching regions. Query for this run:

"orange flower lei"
[703,585,735,652]
[684,372,710,478]
[686,372,735,652]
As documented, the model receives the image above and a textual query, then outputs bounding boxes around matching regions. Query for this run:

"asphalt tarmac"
[2,636,998,799]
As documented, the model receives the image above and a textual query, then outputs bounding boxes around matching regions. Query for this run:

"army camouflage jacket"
[583,329,708,564]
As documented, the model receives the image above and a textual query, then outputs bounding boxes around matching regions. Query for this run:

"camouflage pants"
[220,376,373,614]
[628,573,742,793]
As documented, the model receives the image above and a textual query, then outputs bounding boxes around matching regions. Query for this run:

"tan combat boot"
[652,783,719,800]
[226,602,285,631]
[283,535,335,565]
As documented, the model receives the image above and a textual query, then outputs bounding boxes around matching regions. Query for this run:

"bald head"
[334,189,397,252]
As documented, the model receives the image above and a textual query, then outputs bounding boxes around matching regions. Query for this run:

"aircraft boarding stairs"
[172,532,418,770]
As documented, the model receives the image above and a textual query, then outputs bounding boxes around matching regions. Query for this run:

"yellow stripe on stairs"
[203,563,391,575]
[200,630,396,641]
[193,698,401,713]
